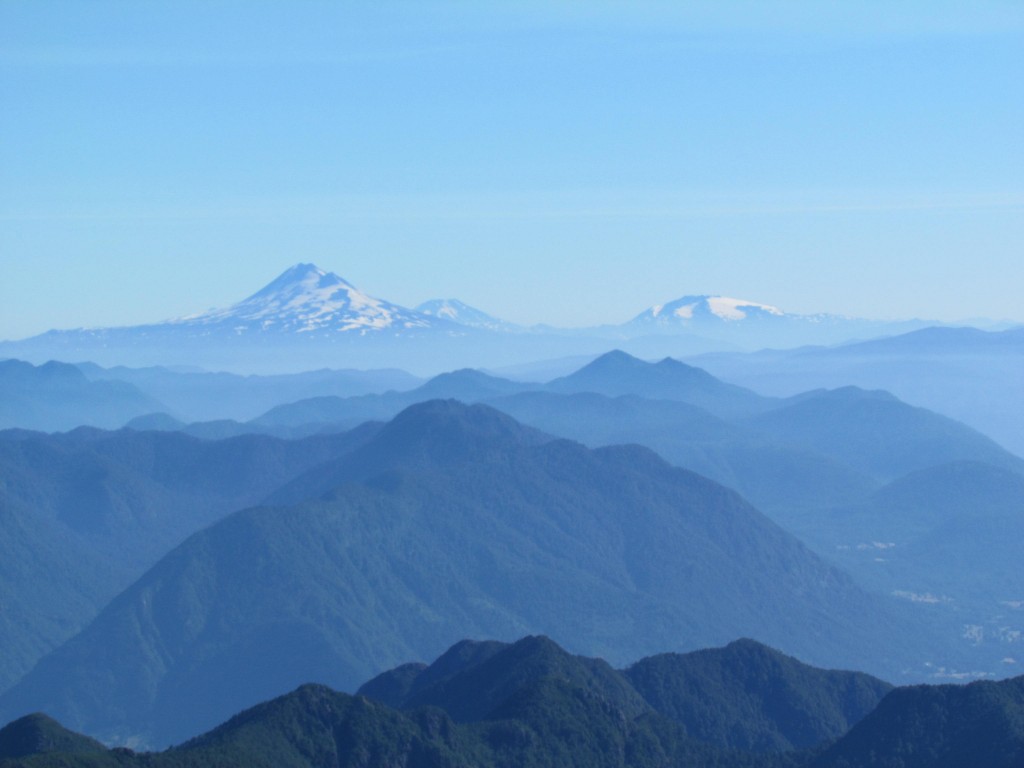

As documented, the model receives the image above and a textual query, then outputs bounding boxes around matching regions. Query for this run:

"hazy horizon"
[2,2,1022,338]
[5,259,1023,343]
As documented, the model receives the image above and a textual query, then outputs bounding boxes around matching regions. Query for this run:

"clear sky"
[1,1,1022,339]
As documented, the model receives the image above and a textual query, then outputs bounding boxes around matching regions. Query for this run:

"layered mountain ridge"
[1,323,1021,759]
[3,635,1022,768]
[0,399,931,746]
[0,263,956,372]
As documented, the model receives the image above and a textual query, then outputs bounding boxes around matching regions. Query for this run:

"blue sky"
[1,1,1022,338]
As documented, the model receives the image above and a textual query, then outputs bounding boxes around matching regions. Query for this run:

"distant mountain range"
[0,263,964,372]
[0,359,164,432]
[3,350,1020,703]
[689,325,1024,456]
[0,358,420,432]
[415,298,523,332]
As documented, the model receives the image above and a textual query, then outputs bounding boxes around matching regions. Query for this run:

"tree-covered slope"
[0,425,377,692]
[363,635,891,755]
[0,714,106,761]
[361,635,650,724]
[791,460,1024,601]
[0,684,753,768]
[0,636,789,768]
[7,636,1020,768]
[0,402,922,747]
[0,493,121,699]
[624,639,892,752]
[812,675,1024,768]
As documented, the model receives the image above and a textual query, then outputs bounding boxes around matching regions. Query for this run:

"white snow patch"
[673,303,697,319]
[707,296,784,320]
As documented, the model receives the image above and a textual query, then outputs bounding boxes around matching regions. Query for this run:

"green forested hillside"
[624,639,892,752]
[812,676,1024,768]
[362,635,651,724]
[4,636,1021,768]
[363,635,891,754]
[791,460,1024,602]
[0,425,375,691]
[0,402,923,747]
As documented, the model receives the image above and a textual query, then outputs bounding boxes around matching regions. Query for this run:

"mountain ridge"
[0,264,966,372]
[0,400,930,746]
[4,635,1019,768]
[171,263,444,336]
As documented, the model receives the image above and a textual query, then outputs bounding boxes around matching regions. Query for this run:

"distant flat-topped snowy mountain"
[415,298,522,333]
[630,295,800,327]
[621,293,933,348]
[173,263,440,336]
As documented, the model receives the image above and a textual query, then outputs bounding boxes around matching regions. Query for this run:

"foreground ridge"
[2,636,1022,768]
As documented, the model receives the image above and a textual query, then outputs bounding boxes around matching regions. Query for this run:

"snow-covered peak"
[417,298,473,322]
[172,264,436,335]
[245,263,353,302]
[632,295,786,326]
[706,296,784,320]
[416,298,520,332]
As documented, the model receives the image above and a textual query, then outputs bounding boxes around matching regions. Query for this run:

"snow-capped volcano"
[629,295,787,327]
[415,298,522,332]
[173,263,438,335]
[620,293,907,347]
